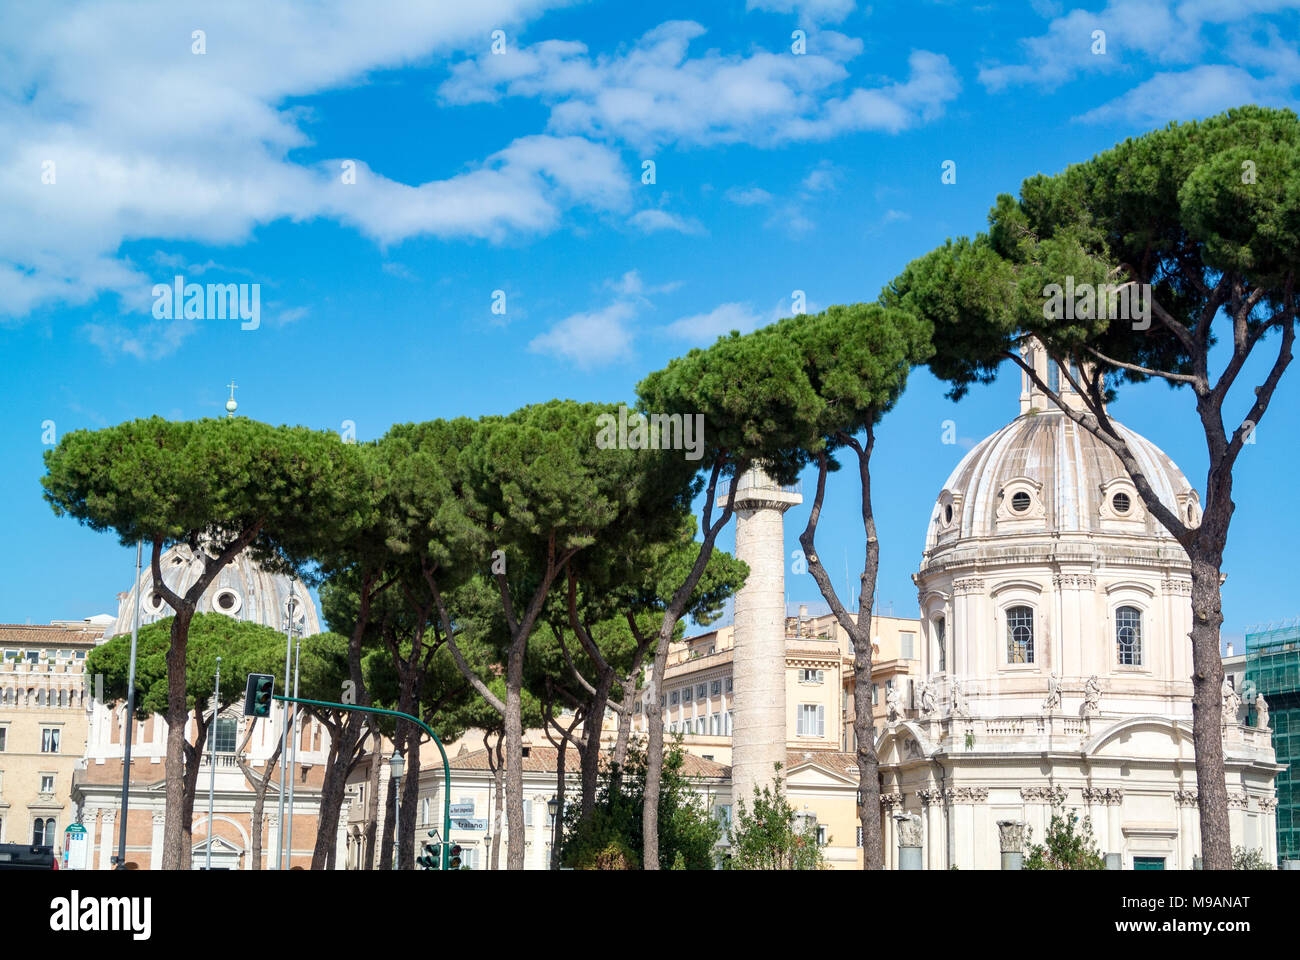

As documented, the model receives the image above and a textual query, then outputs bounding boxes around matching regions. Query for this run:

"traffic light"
[243,674,275,718]
[448,843,462,870]
[418,832,441,870]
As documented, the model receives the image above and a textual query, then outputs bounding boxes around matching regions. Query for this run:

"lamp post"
[205,656,221,870]
[390,749,405,869]
[276,590,298,869]
[285,635,301,868]
[547,795,560,869]
[114,540,143,869]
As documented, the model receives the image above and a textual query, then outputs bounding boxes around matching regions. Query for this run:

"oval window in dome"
[1112,492,1131,515]
[213,589,242,615]
[944,503,953,524]
[1011,491,1031,513]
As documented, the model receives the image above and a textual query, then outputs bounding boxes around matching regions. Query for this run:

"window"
[634,702,642,715]
[725,678,733,693]
[724,711,733,735]
[696,683,706,699]
[1116,606,1143,666]
[800,669,824,684]
[1011,491,1032,514]
[523,799,533,827]
[1112,491,1132,515]
[32,817,55,846]
[816,825,827,846]
[682,686,692,703]
[899,632,916,660]
[660,695,666,708]
[207,716,237,753]
[421,798,431,824]
[856,826,863,848]
[797,704,825,737]
[1047,361,1060,394]
[710,680,722,697]
[669,690,679,706]
[1007,606,1034,664]
[41,728,60,753]
[25,651,39,664]
[463,847,480,869]
[0,728,6,752]
[935,617,947,673]
[714,805,731,829]
[871,684,879,706]
[40,775,54,794]
[74,650,86,660]
[709,713,720,735]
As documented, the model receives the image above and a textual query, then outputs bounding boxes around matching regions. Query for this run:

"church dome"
[925,409,1201,551]
[110,543,320,638]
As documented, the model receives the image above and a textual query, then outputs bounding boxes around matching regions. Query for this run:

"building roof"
[449,744,731,780]
[786,749,859,780]
[0,623,105,646]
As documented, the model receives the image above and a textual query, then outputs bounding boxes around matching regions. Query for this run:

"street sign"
[449,803,475,818]
[63,824,88,871]
[452,818,487,832]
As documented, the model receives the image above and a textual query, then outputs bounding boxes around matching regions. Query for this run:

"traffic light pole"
[272,694,453,869]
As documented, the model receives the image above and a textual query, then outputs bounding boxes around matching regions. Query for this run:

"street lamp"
[390,750,405,869]
[547,795,560,869]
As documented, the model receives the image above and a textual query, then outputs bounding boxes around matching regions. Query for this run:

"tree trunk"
[610,680,638,795]
[378,776,396,871]
[312,716,358,870]
[642,459,739,870]
[364,729,382,869]
[504,639,526,870]
[552,727,568,869]
[162,609,194,869]
[578,669,615,822]
[1189,549,1231,867]
[488,732,504,870]
[398,724,421,870]
[245,734,283,870]
[179,713,210,872]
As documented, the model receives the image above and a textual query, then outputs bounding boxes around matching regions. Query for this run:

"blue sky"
[3,0,1299,648]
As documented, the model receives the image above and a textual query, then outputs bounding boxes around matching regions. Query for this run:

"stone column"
[919,789,944,870]
[880,792,902,868]
[997,819,1025,869]
[896,813,923,870]
[335,801,351,871]
[98,810,115,871]
[1175,790,1197,869]
[946,787,986,868]
[725,468,801,810]
[1259,798,1278,866]
[150,811,165,870]
[265,814,280,870]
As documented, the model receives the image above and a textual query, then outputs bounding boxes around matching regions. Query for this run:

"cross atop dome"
[225,380,238,418]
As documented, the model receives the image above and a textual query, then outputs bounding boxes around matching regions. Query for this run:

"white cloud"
[725,186,775,206]
[745,0,857,26]
[665,302,765,343]
[629,209,706,235]
[1076,64,1272,124]
[0,0,605,329]
[528,301,638,368]
[439,22,958,148]
[978,0,1300,93]
[606,269,681,297]
[801,160,841,192]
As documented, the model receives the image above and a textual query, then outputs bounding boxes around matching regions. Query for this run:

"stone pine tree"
[636,333,824,868]
[412,402,649,870]
[760,303,932,869]
[311,439,398,870]
[86,613,286,868]
[43,416,368,869]
[883,105,1300,869]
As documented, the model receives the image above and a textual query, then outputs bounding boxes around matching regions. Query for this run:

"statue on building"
[1254,693,1270,732]
[949,679,968,718]
[919,679,937,717]
[1222,677,1241,726]
[886,683,903,725]
[1041,675,1062,716]
[1082,675,1102,718]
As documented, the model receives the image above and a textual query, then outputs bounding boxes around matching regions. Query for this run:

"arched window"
[32,817,56,846]
[1047,362,1060,394]
[934,616,947,673]
[1007,606,1034,664]
[1116,606,1143,666]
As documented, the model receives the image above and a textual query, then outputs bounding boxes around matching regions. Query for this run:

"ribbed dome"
[925,409,1200,550]
[110,543,320,638]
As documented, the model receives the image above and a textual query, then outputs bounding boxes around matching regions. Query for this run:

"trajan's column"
[724,466,802,811]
